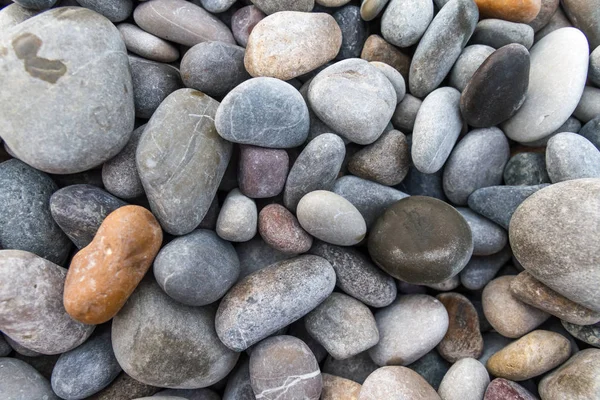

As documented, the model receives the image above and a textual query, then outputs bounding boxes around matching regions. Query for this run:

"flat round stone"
[546,132,600,183]
[259,204,313,254]
[117,23,179,63]
[358,366,440,400]
[381,0,433,47]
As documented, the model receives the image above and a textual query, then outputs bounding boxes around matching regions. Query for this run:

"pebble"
[407,350,450,391]
[360,34,411,78]
[249,335,321,400]
[561,320,600,348]
[0,250,94,355]
[503,152,550,185]
[216,77,309,148]
[478,332,513,366]
[475,0,541,23]
[443,127,510,205]
[112,279,239,388]
[11,0,56,10]
[76,0,133,22]
[86,373,159,400]
[436,293,484,362]
[456,208,507,256]
[460,45,530,128]
[134,0,235,46]
[231,6,265,47]
[392,94,422,131]
[306,293,379,360]
[412,87,462,174]
[180,41,250,98]
[484,378,537,400]
[528,0,559,31]
[510,179,600,312]
[360,0,390,21]
[235,236,293,279]
[216,255,335,351]
[309,59,396,145]
[259,204,312,254]
[197,0,236,13]
[238,145,289,198]
[297,190,367,246]
[334,6,367,60]
[539,349,600,399]
[102,125,145,200]
[223,357,254,400]
[437,358,489,400]
[0,7,135,174]
[471,20,534,49]
[117,23,179,63]
[482,276,550,338]
[369,295,449,366]
[288,319,328,363]
[5,335,42,357]
[427,276,461,292]
[358,366,441,400]
[562,0,600,49]
[368,196,473,284]
[216,189,257,243]
[370,62,406,103]
[573,86,600,123]
[0,4,40,30]
[322,374,361,400]
[449,45,495,92]
[0,357,58,400]
[398,167,447,200]
[245,11,340,80]
[409,0,479,98]
[252,0,314,14]
[580,116,600,150]
[381,0,433,47]
[502,28,589,143]
[137,89,232,236]
[590,46,600,87]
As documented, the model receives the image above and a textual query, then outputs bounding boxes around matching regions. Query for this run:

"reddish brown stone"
[475,0,541,23]
[238,145,289,198]
[231,5,266,48]
[360,35,410,79]
[64,205,163,324]
[258,203,313,254]
[484,378,537,400]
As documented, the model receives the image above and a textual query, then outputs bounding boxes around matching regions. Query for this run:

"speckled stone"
[503,152,550,185]
[76,0,133,22]
[0,4,40,30]
[117,23,179,63]
[392,94,421,131]
[321,374,361,400]
[235,236,293,279]
[333,6,366,60]
[0,357,58,400]
[436,293,483,363]
[381,0,433,47]
[539,349,600,400]
[102,125,145,200]
[223,357,254,400]
[259,204,312,254]
[471,19,534,49]
[460,247,512,290]
[562,320,600,348]
[323,352,378,384]
[484,378,537,400]
[238,145,288,199]
[546,132,600,183]
[231,6,265,47]
[457,208,507,256]
[562,0,600,49]
[590,46,600,87]
[130,56,182,119]
[358,366,441,400]
[85,373,159,400]
[438,358,489,400]
[4,335,42,357]
[449,45,495,92]
[360,34,411,78]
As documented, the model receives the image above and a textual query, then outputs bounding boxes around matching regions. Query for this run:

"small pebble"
[76,0,133,22]
[479,332,513,366]
[358,366,441,400]
[590,46,600,86]
[235,236,293,279]
[484,378,537,400]
[380,0,433,47]
[437,358,489,400]
[238,145,289,199]
[460,247,512,290]
[436,293,484,362]
[470,19,534,49]
[86,373,159,400]
[360,34,411,78]
[102,125,145,200]
[503,152,550,185]
[546,132,600,183]
[231,6,265,47]
[407,350,450,391]
[456,208,507,256]
[573,86,600,123]
[360,0,390,21]
[259,204,312,254]
[580,115,600,150]
[117,23,179,63]
[392,94,422,131]
[216,189,257,243]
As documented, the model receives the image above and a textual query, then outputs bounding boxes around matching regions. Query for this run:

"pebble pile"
[0,0,599,399]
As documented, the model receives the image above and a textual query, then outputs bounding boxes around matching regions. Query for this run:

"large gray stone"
[0,357,58,400]
[546,132,600,183]
[381,0,433,47]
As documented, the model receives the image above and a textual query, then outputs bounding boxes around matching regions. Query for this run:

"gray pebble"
[0,335,11,357]
[197,0,236,13]
[251,0,313,14]
[457,208,507,256]
[231,5,265,48]
[528,0,560,32]
[561,320,600,348]
[407,350,450,391]
[0,357,58,400]
[503,152,550,185]
[333,6,367,60]
[573,86,600,123]
[580,115,600,150]
[0,4,40,30]
[234,236,294,279]
[223,357,255,400]
[102,124,145,200]
[381,0,433,47]
[397,166,446,201]
[437,358,489,400]
[546,132,600,183]
[449,45,495,92]
[216,189,257,242]
[323,352,378,384]
[370,62,406,104]
[471,19,534,49]
[4,335,43,357]
[460,246,512,290]
[153,389,220,400]
[12,0,56,9]
[590,46,600,87]
[75,0,133,22]
[534,5,571,43]
[521,116,582,147]
[392,94,422,132]
[118,23,179,63]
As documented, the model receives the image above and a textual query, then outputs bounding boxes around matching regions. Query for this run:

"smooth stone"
[370,295,449,366]
[245,11,340,80]
[309,59,396,145]
[235,236,293,279]
[323,352,378,384]
[503,152,550,185]
[502,28,589,143]
[153,389,220,400]
[574,86,600,123]
[484,378,537,400]
[590,46,600,87]
[137,88,232,236]
[381,0,433,47]
[360,34,411,78]
[0,357,58,400]
[449,45,495,92]
[426,276,461,292]
[479,332,513,366]
[370,62,406,103]
[541,318,580,355]
[50,184,127,249]
[457,208,507,256]
[129,55,182,119]
[471,20,534,49]
[102,125,145,200]
[215,255,335,351]
[197,0,236,13]
[360,0,390,21]
[287,319,328,363]
[0,160,71,264]
[4,335,42,357]
[461,44,530,127]
[118,23,179,63]
[322,374,361,400]
[510,271,600,325]
[250,0,313,14]
[51,330,121,399]
[409,0,479,98]
[259,204,312,254]
[392,94,422,131]
[11,0,56,10]
[467,184,549,229]
[85,373,158,400]
[223,358,254,400]
[534,5,571,42]
[0,8,134,174]
[460,248,512,290]
[249,336,321,400]
[562,0,600,48]
[134,0,234,46]
[0,335,10,357]
[520,115,582,147]
[368,196,473,284]
[76,0,133,22]
[412,87,462,174]
[358,366,441,400]
[482,276,550,338]
[0,250,94,354]
[509,179,600,312]
[528,0,559,31]
[539,349,600,400]
[180,42,250,98]
[333,6,366,60]
[283,133,345,212]
[297,190,367,246]
[407,351,450,391]
[216,189,257,242]
[443,128,510,205]
[475,0,540,22]
[238,145,289,198]
[562,320,600,348]
[231,6,265,48]
[0,4,40,30]
[436,293,483,362]
[216,77,309,148]
[580,116,600,150]
[397,167,446,200]
[332,175,409,230]
[438,358,489,400]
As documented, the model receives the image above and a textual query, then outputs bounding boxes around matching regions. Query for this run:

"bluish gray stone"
[396,166,446,201]
[381,0,433,47]
[546,132,600,183]
[449,45,495,92]
[407,350,450,391]
[590,46,600,87]
[333,5,366,60]
[234,236,294,279]
[0,357,58,400]
[460,246,512,290]
[102,124,145,200]
[470,19,534,49]
[223,357,254,400]
[457,208,507,256]
[287,319,328,363]
[503,152,550,186]
[216,188,257,243]
[392,94,421,132]
[75,0,133,22]
[573,86,600,124]
[580,115,600,150]
[322,352,378,384]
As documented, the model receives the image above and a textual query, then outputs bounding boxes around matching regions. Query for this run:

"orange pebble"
[475,0,541,23]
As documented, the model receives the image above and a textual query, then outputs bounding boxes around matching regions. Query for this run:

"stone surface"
[562,0,600,49]
[288,319,328,363]
[216,189,257,243]
[360,34,411,78]
[471,19,534,49]
[118,23,179,63]
[574,86,600,123]
[528,0,559,31]
[546,132,600,183]
[334,6,366,60]
[251,0,313,14]
[539,349,600,400]
[457,208,507,256]
[449,45,495,92]
[358,366,441,400]
[475,0,541,22]
[238,145,289,198]
[562,321,600,348]
[259,204,312,254]
[231,6,265,48]
[392,94,422,131]
[479,332,513,366]
[591,46,600,87]
[407,350,450,391]
[223,357,254,400]
[0,357,58,400]
[235,236,293,279]
[460,248,513,290]
[321,374,361,400]
[102,124,145,200]
[534,5,571,42]
[381,0,433,47]
[580,116,600,150]
[370,62,406,104]
[76,0,133,22]
[0,7,135,174]
[360,0,390,21]
[397,167,446,200]
[137,89,232,236]
[86,373,159,400]
[503,152,550,185]
[484,378,537,400]
[437,358,489,400]
[0,4,40,31]
[197,0,236,13]
[323,352,378,384]
[0,335,10,357]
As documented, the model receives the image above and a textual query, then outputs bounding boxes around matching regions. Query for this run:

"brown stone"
[238,145,289,199]
[86,373,158,400]
[475,0,542,23]
[360,35,411,79]
[484,378,537,400]
[322,373,361,400]
[258,204,313,254]
[538,349,600,400]
[64,205,163,325]
[436,293,484,363]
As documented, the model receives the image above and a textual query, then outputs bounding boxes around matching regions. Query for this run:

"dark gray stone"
[546,132,600,183]
[392,94,421,132]
[574,86,600,123]
[478,332,512,366]
[534,4,571,42]
[234,236,294,279]
[580,115,600,150]
[460,246,512,290]
[528,0,559,32]
[0,334,11,357]
[471,19,534,49]
[287,319,328,363]
[12,0,56,9]
[76,0,133,22]
[407,350,450,391]
[223,357,255,400]
[0,357,58,400]
[449,44,495,92]
[381,0,433,47]
[396,166,446,201]
[102,124,145,200]
[117,23,180,63]
[561,321,600,348]
[322,352,378,384]
[333,5,366,60]
[590,46,600,87]
[153,388,220,400]
[457,208,507,256]
[503,152,550,185]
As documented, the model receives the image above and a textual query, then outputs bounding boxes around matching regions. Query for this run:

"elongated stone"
[457,208,507,256]
[539,349,600,400]
[471,19,534,49]
[436,293,483,362]
[259,204,312,254]
[475,0,541,23]
[117,23,179,63]
[381,0,433,47]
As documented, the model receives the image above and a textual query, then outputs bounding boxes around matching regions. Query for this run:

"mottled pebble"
[503,152,550,185]
[546,133,600,183]
[259,204,312,254]
[449,45,495,92]
[0,357,58,400]
[436,293,484,362]
[334,6,367,60]
[561,320,600,348]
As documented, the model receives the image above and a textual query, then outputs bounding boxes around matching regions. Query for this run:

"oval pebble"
[503,152,550,186]
[460,247,512,290]
[258,204,312,254]
[117,23,179,63]
[456,208,507,256]
[216,189,257,243]
[539,349,600,400]
[475,0,541,23]
[0,357,58,400]
[76,0,133,22]
[231,6,265,48]
[380,0,433,48]
[449,45,495,92]
[392,93,422,131]
[484,378,537,400]
[436,293,483,362]
[437,358,489,400]
[546,132,600,183]
[471,19,534,49]
[359,366,441,400]
[102,125,145,200]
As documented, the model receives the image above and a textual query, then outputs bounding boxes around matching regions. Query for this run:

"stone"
[457,208,507,256]
[479,332,513,366]
[471,20,534,49]
[76,0,133,22]
[249,335,321,400]
[259,204,312,254]
[397,167,446,200]
[117,23,179,63]
[306,293,379,360]
[539,349,600,400]
[50,184,127,249]
[134,0,234,47]
[334,6,366,60]
[348,130,409,186]
[360,0,390,21]
[86,373,158,400]
[0,250,95,355]
[112,279,239,388]
[360,34,411,78]
[436,293,484,363]
[370,62,406,103]
[153,389,220,400]
[223,357,254,400]
[484,378,537,400]
[216,189,257,242]
[407,351,450,391]
[251,0,313,14]
[12,0,56,10]
[580,116,600,150]
[475,0,540,22]
[197,0,236,13]
[180,41,250,98]
[321,374,361,400]
[409,0,479,98]
[368,196,473,284]
[284,134,345,212]
[590,46,600,87]
[358,366,441,400]
[392,94,422,131]
[238,145,289,198]
[460,247,513,290]
[574,86,600,123]
[0,8,134,174]
[235,237,293,279]
[0,335,10,357]
[411,87,463,174]
[231,6,265,48]
[461,45,530,128]
[5,335,42,357]
[0,4,40,31]
[528,0,559,31]
[0,357,58,400]
[102,125,145,200]
[562,320,600,348]
[369,295,449,366]
[51,169,104,189]
[216,77,309,148]
[510,271,600,325]
[426,276,461,292]
[502,28,589,143]
[288,319,328,363]
[137,88,232,236]
[510,179,600,312]
[562,0,600,49]
[449,45,495,92]
[482,276,550,338]
[0,160,71,264]
[534,5,571,42]
[437,358,489,400]
[443,128,510,205]
[323,352,378,384]
[486,330,570,380]
[215,255,335,351]
[503,152,550,185]
[309,59,396,145]
[381,0,433,47]
[51,329,121,399]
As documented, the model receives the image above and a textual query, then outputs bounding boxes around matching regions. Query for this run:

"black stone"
[503,152,550,185]
[333,5,367,60]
